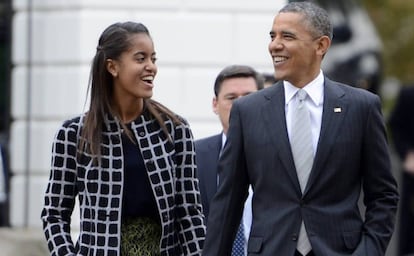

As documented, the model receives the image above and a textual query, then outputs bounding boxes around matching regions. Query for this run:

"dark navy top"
[121,128,160,223]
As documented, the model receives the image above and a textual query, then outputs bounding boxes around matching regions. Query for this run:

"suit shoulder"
[329,80,380,104]
[61,115,82,129]
[195,134,221,151]
[55,115,83,135]
[53,115,83,144]
[237,82,282,106]
[195,134,220,146]
[397,86,414,103]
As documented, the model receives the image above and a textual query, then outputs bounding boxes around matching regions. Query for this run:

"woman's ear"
[106,59,118,78]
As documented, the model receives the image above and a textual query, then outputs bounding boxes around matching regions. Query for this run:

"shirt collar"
[284,70,324,106]
[221,133,227,149]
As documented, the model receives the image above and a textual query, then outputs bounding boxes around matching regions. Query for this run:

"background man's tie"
[290,89,313,255]
[232,223,245,256]
[220,145,245,256]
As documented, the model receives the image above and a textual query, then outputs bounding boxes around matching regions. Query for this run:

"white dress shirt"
[0,146,5,203]
[221,133,252,256]
[284,71,324,154]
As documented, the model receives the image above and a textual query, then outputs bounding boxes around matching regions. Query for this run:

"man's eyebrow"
[281,30,296,36]
[269,30,297,36]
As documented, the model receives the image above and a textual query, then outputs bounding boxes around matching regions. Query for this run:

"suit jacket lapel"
[262,82,301,191]
[207,134,222,197]
[304,78,347,194]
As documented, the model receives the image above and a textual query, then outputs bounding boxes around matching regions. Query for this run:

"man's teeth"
[274,56,287,63]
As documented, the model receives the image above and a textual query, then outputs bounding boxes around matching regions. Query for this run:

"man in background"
[262,72,277,88]
[195,64,264,256]
[388,85,414,256]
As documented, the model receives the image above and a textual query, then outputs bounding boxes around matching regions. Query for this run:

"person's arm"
[389,88,414,174]
[202,102,249,256]
[403,151,414,174]
[173,119,206,255]
[357,94,399,255]
[41,120,79,255]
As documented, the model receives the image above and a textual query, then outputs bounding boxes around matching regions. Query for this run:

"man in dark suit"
[388,85,414,256]
[195,65,264,256]
[202,2,399,256]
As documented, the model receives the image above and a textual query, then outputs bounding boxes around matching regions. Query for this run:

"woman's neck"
[115,98,144,124]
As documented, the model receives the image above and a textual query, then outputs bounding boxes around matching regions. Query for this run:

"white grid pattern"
[41,111,206,255]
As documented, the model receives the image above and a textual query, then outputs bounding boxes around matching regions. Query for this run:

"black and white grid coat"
[41,111,206,256]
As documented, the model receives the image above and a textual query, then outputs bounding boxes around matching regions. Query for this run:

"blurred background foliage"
[363,0,414,84]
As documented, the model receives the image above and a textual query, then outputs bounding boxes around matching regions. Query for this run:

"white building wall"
[10,0,283,227]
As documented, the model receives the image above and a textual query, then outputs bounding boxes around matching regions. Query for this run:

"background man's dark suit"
[195,134,222,222]
[388,86,414,255]
[203,79,399,256]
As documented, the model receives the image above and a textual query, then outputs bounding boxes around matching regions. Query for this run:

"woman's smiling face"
[109,33,158,102]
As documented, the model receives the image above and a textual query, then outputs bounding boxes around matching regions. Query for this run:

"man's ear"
[316,35,331,57]
[212,97,218,114]
[106,59,118,78]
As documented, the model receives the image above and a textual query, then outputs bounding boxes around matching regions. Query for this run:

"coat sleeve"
[358,94,399,255]
[41,119,79,256]
[388,87,414,160]
[202,102,250,256]
[173,118,206,255]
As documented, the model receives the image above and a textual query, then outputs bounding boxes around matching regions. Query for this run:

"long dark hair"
[80,21,181,157]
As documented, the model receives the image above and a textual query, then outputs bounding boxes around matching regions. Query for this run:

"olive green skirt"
[121,217,162,256]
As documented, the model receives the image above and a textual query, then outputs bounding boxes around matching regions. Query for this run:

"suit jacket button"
[147,160,155,170]
[155,186,162,195]
[162,213,168,222]
[292,233,298,241]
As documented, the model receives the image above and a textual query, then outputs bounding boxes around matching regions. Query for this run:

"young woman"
[41,21,205,256]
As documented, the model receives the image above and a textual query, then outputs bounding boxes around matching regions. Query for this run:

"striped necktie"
[290,89,313,255]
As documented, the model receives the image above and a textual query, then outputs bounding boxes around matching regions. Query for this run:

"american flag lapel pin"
[334,107,342,113]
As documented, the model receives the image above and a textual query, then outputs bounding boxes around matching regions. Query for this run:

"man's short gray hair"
[279,1,333,40]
